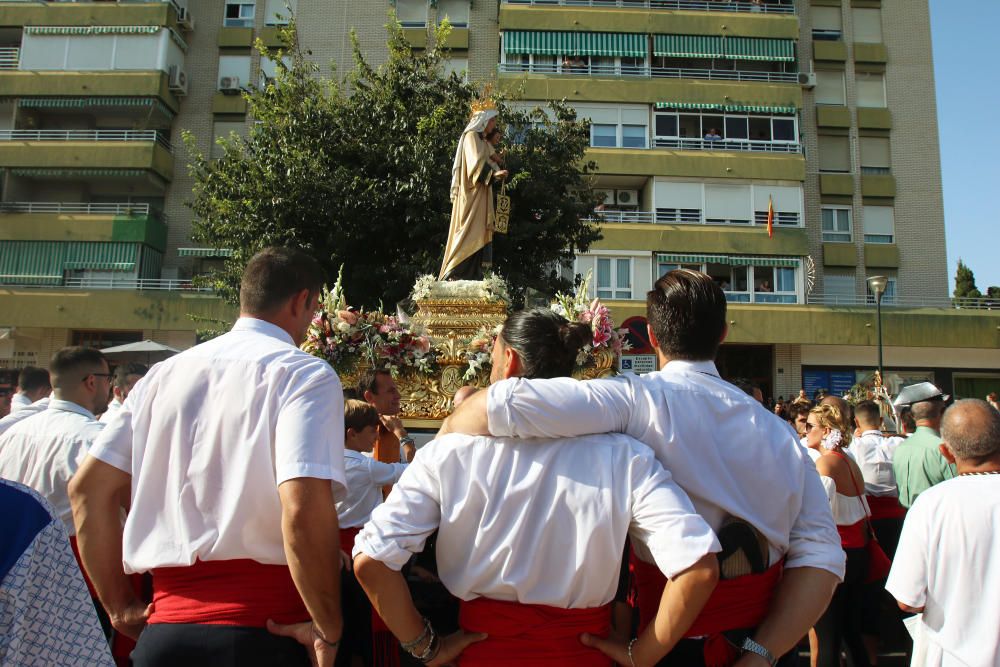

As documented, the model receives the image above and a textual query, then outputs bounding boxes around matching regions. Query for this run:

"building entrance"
[716,344,774,403]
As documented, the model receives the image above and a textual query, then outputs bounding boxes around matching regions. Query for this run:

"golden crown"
[470,84,497,114]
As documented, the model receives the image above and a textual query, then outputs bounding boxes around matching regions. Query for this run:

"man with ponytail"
[353,308,721,666]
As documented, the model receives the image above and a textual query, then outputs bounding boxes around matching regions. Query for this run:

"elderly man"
[886,399,1000,666]
[891,383,955,508]
[70,247,346,667]
[444,270,845,667]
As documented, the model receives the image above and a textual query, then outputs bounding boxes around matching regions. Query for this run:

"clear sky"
[930,0,1000,292]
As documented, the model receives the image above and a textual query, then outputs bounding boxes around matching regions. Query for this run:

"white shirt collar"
[47,398,96,420]
[662,359,721,378]
[860,429,882,437]
[231,317,295,346]
[344,449,368,460]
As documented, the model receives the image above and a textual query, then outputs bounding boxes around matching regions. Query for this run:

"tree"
[186,19,601,310]
[953,259,982,299]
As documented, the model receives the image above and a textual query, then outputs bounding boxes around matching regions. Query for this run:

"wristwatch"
[399,435,415,447]
[740,637,776,667]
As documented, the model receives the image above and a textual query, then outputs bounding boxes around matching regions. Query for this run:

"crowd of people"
[0,247,998,667]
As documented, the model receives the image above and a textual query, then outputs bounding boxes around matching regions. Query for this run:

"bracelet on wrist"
[627,637,639,667]
[311,624,341,649]
[401,617,431,652]
[420,632,442,664]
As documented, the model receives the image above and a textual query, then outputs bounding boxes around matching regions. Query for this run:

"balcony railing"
[654,137,802,153]
[0,47,19,70]
[583,210,656,224]
[0,129,172,151]
[502,0,795,14]
[806,293,998,310]
[498,62,797,83]
[0,202,153,216]
[1,277,212,292]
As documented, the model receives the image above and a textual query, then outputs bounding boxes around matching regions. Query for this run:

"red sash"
[457,597,612,666]
[149,558,308,627]
[631,553,783,667]
[340,526,398,667]
[865,495,906,521]
[836,519,868,549]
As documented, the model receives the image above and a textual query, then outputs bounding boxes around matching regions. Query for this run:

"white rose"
[337,321,351,333]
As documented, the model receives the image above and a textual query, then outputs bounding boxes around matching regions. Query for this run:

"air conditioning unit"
[168,65,188,96]
[177,7,195,31]
[219,76,241,93]
[798,72,817,89]
[595,190,615,206]
[615,189,639,207]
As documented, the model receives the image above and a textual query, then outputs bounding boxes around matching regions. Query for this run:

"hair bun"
[559,321,593,352]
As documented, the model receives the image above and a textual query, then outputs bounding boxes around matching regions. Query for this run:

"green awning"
[10,169,147,178]
[654,34,796,62]
[504,31,646,57]
[657,253,729,265]
[18,97,174,118]
[0,241,65,286]
[178,248,234,258]
[25,26,160,36]
[63,242,138,271]
[655,102,798,114]
[728,256,800,267]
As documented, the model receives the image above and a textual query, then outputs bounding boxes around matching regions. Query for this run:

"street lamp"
[867,275,888,385]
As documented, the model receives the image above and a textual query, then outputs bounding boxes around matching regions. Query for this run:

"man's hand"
[266,620,339,667]
[110,600,153,640]
[426,631,488,666]
[495,170,509,180]
[381,414,407,440]
[579,633,635,666]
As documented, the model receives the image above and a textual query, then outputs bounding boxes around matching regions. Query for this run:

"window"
[815,70,846,105]
[856,73,886,108]
[772,118,796,142]
[812,6,843,40]
[622,125,647,148]
[654,180,702,224]
[656,256,800,303]
[438,0,469,27]
[442,57,468,81]
[264,0,297,26]
[725,116,749,140]
[866,276,897,305]
[822,207,852,242]
[72,330,143,350]
[863,206,895,244]
[860,136,891,174]
[211,121,247,159]
[224,1,254,28]
[818,135,851,173]
[852,8,883,43]
[591,124,617,147]
[655,114,678,138]
[396,0,427,27]
[597,257,632,300]
[823,271,856,304]
[755,267,797,304]
[753,186,802,226]
[218,55,251,90]
[705,185,751,225]
[260,55,292,85]
[577,104,648,149]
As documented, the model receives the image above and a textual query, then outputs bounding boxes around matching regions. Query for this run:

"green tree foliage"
[953,259,982,299]
[186,19,601,310]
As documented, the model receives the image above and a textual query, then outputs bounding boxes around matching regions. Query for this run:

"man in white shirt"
[0,346,109,537]
[444,270,845,666]
[10,366,51,413]
[69,247,347,667]
[99,362,147,423]
[0,396,49,438]
[886,399,1000,667]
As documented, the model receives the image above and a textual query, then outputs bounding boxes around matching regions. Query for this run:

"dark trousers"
[131,624,309,667]
[814,547,871,667]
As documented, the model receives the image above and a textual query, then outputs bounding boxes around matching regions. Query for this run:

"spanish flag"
[766,194,774,239]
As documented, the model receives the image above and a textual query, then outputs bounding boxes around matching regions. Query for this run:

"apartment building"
[0,0,997,399]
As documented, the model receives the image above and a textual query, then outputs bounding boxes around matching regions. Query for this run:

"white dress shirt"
[337,450,407,528]
[486,360,845,578]
[0,399,104,534]
[99,397,123,423]
[886,476,1000,667]
[848,430,901,497]
[9,392,32,413]
[356,432,720,608]
[90,317,346,573]
[0,397,50,437]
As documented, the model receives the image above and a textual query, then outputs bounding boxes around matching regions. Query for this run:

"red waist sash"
[149,558,308,627]
[836,519,868,549]
[458,597,612,666]
[631,552,783,667]
[865,495,906,521]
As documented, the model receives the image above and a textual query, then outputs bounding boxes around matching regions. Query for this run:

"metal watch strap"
[399,435,415,446]
[740,637,776,667]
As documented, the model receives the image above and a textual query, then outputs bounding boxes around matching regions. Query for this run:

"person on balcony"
[703,128,723,141]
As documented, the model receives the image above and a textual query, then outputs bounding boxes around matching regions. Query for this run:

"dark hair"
[854,400,881,427]
[786,401,812,422]
[344,399,380,434]
[112,362,148,391]
[357,369,393,397]
[499,308,592,379]
[898,407,916,433]
[49,347,108,389]
[17,366,51,392]
[646,269,727,361]
[239,247,326,315]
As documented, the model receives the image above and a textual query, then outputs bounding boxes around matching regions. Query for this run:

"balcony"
[582,209,802,226]
[0,2,180,29]
[653,137,800,153]
[0,71,179,112]
[0,130,173,183]
[0,47,18,70]
[501,0,795,14]
[0,202,167,250]
[2,277,209,292]
[498,62,797,83]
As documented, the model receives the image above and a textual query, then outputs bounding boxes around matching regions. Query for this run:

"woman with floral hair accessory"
[804,404,872,667]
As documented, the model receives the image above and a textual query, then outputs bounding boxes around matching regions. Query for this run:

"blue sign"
[803,370,829,396]
[829,371,857,395]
